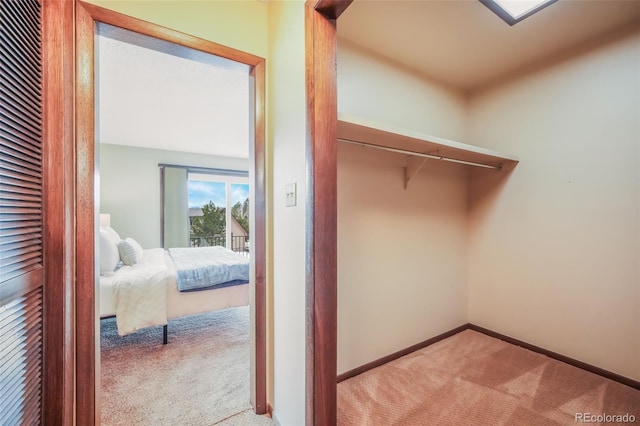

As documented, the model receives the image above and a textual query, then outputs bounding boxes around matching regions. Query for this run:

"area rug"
[101,306,269,426]
[338,329,640,425]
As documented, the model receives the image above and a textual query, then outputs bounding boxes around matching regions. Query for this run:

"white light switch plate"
[285,183,297,207]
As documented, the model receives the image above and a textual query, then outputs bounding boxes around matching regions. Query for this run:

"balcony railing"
[189,234,249,257]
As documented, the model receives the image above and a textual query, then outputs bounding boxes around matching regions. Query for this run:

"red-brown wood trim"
[75,3,97,425]
[0,268,43,306]
[74,0,268,420]
[313,0,354,20]
[267,403,274,418]
[305,1,351,424]
[337,324,471,383]
[42,0,76,424]
[77,1,263,67]
[469,324,640,390]
[251,60,268,415]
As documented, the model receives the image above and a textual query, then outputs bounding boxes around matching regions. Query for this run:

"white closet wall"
[337,41,469,374]
[467,30,640,381]
[337,29,640,382]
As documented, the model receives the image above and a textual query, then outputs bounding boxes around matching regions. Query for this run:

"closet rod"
[338,138,502,170]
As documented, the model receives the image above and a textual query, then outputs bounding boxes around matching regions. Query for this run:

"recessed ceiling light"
[479,0,558,25]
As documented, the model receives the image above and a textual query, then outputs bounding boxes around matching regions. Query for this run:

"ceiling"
[337,0,640,93]
[97,25,250,158]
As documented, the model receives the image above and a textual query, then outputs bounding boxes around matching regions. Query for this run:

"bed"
[98,226,249,343]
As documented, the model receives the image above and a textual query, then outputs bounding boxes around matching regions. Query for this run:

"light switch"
[285,183,297,207]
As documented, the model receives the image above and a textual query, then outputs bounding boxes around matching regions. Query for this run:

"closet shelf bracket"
[404,154,431,190]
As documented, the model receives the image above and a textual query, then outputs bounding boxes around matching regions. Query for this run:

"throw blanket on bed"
[113,248,169,336]
[168,246,249,292]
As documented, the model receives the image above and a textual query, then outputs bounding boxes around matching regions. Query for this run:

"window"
[479,0,557,25]
[188,173,250,255]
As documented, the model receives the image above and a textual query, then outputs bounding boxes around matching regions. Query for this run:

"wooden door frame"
[74,1,267,423]
[305,1,352,424]
[42,0,75,424]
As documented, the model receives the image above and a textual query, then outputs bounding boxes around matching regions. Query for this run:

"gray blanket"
[168,246,249,292]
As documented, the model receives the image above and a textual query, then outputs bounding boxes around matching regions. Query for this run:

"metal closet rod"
[338,138,502,170]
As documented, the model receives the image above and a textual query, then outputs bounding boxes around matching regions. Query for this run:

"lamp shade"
[99,213,111,227]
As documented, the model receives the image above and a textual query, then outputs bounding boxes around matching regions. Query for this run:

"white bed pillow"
[118,237,144,266]
[99,227,121,276]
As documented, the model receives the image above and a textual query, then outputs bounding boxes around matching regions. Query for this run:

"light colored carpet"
[338,329,640,425]
[101,306,272,426]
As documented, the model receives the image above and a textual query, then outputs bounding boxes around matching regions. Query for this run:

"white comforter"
[113,248,169,336]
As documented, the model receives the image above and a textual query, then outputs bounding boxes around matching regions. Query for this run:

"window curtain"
[162,166,189,248]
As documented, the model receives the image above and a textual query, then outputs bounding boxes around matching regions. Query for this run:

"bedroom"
[94,23,262,424]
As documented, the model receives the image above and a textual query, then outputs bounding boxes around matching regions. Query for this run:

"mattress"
[98,251,249,321]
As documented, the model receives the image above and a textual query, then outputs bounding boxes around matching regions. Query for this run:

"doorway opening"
[75,3,266,423]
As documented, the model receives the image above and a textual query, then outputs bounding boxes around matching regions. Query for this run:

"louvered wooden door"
[0,0,45,424]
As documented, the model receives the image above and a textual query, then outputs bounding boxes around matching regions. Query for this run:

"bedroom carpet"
[338,330,640,425]
[100,306,272,426]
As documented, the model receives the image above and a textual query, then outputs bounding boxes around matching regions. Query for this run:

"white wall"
[337,41,469,373]
[338,144,468,373]
[99,143,248,249]
[338,40,467,141]
[467,31,640,380]
[267,1,307,424]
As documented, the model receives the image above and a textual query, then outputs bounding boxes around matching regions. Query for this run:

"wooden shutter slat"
[1,0,43,422]
[1,358,41,426]
[1,84,41,123]
[1,247,41,265]
[0,125,40,155]
[0,121,41,155]
[0,174,40,192]
[1,345,42,393]
[0,297,41,329]
[0,28,40,80]
[0,289,42,424]
[0,142,41,168]
[0,226,41,238]
[0,160,41,180]
[0,220,42,230]
[0,232,41,244]
[0,67,41,115]
[0,55,40,101]
[0,191,41,204]
[10,0,40,32]
[1,8,41,64]
[1,244,41,260]
[0,167,40,186]
[0,66,40,118]
[0,151,40,175]
[1,258,42,282]
[0,125,41,154]
[0,31,41,90]
[3,0,39,36]
[0,240,42,256]
[0,103,42,140]
[0,309,42,347]
[0,213,40,222]
[0,107,42,143]
[0,206,42,214]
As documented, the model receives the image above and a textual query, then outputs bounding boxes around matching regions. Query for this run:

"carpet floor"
[338,329,640,425]
[100,306,272,426]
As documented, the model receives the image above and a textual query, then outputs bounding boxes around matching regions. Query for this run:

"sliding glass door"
[161,165,249,254]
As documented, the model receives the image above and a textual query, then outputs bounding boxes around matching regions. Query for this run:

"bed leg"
[163,324,168,345]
